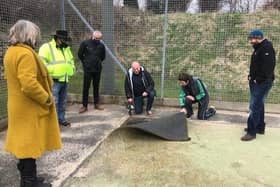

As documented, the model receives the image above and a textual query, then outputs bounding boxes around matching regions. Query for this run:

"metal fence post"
[160,0,168,99]
[60,0,66,30]
[102,0,115,95]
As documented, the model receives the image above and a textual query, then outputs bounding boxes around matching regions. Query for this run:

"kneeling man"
[124,61,156,115]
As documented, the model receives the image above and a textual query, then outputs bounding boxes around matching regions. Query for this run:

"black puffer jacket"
[249,39,276,83]
[124,66,155,98]
[78,39,105,72]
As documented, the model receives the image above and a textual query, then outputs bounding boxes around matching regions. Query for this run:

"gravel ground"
[0,104,128,187]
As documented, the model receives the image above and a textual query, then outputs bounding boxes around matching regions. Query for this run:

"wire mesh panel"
[165,0,280,103]
[62,0,99,96]
[0,0,62,119]
[0,41,8,119]
[65,0,279,103]
[0,0,280,120]
[113,3,165,96]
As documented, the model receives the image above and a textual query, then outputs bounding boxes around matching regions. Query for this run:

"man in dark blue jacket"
[178,73,216,120]
[78,31,105,113]
[124,61,155,115]
[241,30,276,141]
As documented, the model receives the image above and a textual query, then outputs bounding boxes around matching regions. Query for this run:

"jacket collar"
[253,39,267,50]
[15,43,34,50]
[128,66,144,77]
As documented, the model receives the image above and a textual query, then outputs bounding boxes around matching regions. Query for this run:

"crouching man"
[178,73,216,120]
[124,61,156,115]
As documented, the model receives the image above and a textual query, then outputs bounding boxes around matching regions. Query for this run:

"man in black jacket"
[78,31,106,113]
[124,61,156,115]
[241,29,276,141]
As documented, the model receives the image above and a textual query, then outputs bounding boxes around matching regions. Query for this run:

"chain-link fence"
[0,40,8,120]
[1,0,280,119]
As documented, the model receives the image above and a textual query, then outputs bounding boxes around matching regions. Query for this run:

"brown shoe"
[94,104,104,110]
[244,128,265,134]
[241,134,256,141]
[79,106,88,113]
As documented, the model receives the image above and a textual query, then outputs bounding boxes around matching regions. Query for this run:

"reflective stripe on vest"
[46,43,68,80]
[48,42,57,63]
[47,43,72,65]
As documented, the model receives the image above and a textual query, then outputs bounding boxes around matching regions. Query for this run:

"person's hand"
[45,96,54,106]
[142,92,148,97]
[180,108,187,114]
[186,95,195,101]
[127,98,133,103]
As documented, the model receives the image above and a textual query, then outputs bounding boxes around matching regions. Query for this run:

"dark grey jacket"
[78,39,105,72]
[124,66,155,98]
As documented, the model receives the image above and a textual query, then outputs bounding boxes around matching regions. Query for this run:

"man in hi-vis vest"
[39,30,75,126]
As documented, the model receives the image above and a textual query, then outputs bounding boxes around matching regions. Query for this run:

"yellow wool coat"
[4,44,62,159]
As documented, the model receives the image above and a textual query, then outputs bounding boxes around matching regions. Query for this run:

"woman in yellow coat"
[4,20,62,187]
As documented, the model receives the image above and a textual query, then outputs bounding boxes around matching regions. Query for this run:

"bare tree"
[199,0,222,12]
[123,0,190,12]
[223,0,262,13]
[148,0,191,13]
[238,0,251,12]
[226,0,238,12]
[252,0,260,10]
[114,0,124,8]
[124,0,139,9]
[263,0,280,10]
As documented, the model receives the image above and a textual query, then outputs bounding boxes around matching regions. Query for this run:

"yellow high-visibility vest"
[39,39,75,82]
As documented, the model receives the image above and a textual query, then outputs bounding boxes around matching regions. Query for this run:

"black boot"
[18,162,45,183]
[17,161,24,187]
[18,159,52,187]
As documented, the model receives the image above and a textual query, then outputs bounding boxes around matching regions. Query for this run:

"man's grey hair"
[8,20,40,48]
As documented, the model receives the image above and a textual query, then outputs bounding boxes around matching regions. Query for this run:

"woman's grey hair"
[8,20,40,48]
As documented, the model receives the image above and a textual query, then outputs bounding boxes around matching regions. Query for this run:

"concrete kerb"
[57,114,130,187]
[1,94,279,132]
[68,94,280,114]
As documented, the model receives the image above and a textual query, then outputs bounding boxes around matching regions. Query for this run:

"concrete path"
[0,104,128,187]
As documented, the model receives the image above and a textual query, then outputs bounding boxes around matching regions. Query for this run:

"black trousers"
[185,95,213,120]
[82,71,101,107]
[133,90,155,114]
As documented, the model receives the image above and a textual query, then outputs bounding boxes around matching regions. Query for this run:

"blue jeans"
[133,90,155,114]
[53,81,68,123]
[247,81,272,136]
